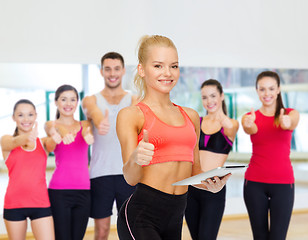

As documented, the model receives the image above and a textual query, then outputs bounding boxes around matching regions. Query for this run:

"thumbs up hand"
[83,126,94,145]
[98,109,110,135]
[243,108,256,128]
[28,122,38,142]
[135,129,154,166]
[279,108,291,129]
[217,109,232,129]
[62,129,76,145]
[49,122,62,144]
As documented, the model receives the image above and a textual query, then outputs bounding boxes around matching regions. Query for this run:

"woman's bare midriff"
[141,161,193,195]
[199,150,228,172]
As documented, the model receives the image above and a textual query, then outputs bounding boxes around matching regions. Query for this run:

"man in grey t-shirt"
[82,52,137,240]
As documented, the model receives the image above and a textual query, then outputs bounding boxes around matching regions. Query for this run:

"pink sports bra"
[137,102,197,166]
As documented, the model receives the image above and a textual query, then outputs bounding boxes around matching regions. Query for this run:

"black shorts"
[3,207,52,221]
[90,175,135,219]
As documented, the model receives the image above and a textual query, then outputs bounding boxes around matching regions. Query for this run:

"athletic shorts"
[3,207,52,221]
[90,175,135,219]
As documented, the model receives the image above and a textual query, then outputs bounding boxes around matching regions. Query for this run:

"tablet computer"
[172,165,248,186]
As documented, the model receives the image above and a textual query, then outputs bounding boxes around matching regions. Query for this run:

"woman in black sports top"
[185,79,239,240]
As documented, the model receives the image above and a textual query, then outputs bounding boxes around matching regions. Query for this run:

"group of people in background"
[1,34,299,240]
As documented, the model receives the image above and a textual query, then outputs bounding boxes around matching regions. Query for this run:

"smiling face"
[13,103,37,134]
[138,46,180,95]
[256,76,280,107]
[101,58,125,89]
[55,90,78,117]
[201,85,224,113]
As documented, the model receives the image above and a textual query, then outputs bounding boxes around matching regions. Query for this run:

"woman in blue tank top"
[185,79,239,240]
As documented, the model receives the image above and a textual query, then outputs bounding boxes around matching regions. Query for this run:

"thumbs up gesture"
[62,130,76,145]
[243,108,256,128]
[135,129,154,166]
[83,126,94,145]
[49,122,62,144]
[28,122,38,142]
[98,109,110,135]
[217,109,232,129]
[279,108,291,129]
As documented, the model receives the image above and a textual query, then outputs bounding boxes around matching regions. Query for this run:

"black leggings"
[117,183,187,240]
[243,180,294,240]
[48,189,91,240]
[185,185,226,240]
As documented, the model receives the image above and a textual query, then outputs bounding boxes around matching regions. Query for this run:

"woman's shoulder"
[179,106,200,126]
[1,134,22,155]
[1,135,14,160]
[117,105,145,134]
[230,118,239,128]
[180,106,199,118]
[286,108,297,114]
[119,105,143,117]
[118,105,144,125]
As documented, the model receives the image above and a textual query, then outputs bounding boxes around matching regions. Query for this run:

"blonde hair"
[134,35,177,99]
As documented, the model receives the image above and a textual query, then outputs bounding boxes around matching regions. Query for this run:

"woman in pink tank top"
[116,35,231,240]
[1,99,56,240]
[45,85,94,240]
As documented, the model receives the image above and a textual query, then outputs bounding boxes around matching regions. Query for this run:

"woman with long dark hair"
[185,79,239,240]
[242,71,299,239]
[1,99,55,240]
[45,85,94,240]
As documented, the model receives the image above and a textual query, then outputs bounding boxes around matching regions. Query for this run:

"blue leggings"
[244,180,294,240]
[185,185,226,240]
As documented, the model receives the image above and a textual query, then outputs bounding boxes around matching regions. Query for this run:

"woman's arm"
[81,120,94,145]
[45,121,75,145]
[218,111,239,141]
[42,121,62,152]
[1,123,38,159]
[279,109,300,130]
[116,106,154,186]
[45,121,67,137]
[1,134,28,153]
[184,107,230,193]
[41,136,57,153]
[1,122,38,153]
[182,107,201,177]
[242,108,258,135]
